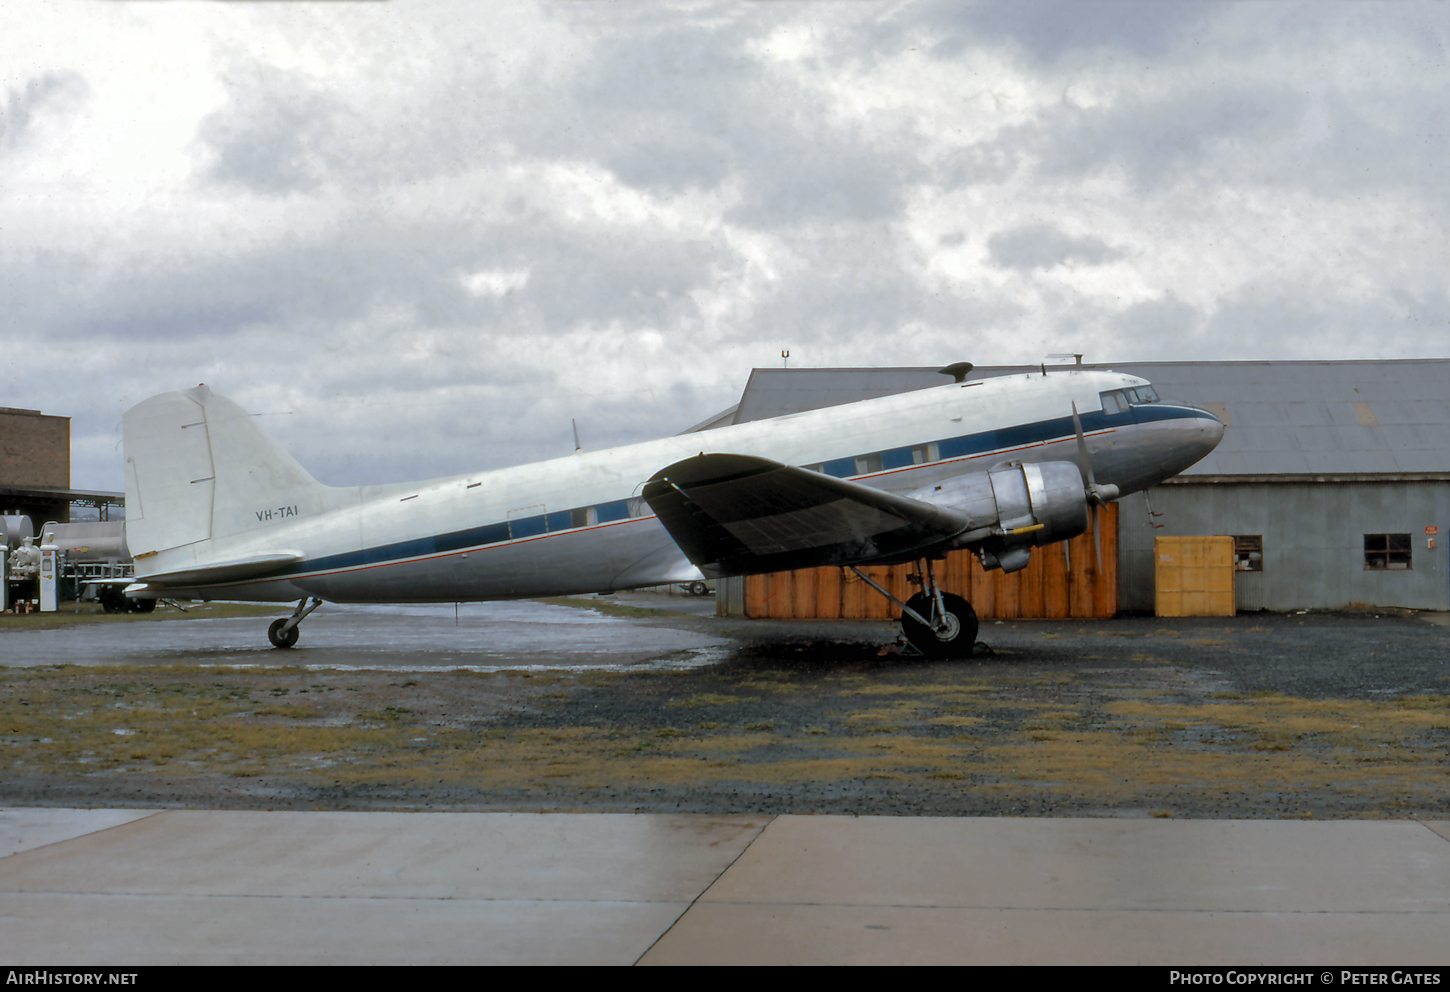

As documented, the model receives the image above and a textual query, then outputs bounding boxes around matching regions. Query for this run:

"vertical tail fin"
[123,385,328,562]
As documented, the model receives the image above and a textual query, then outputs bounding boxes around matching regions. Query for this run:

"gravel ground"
[2,603,1447,818]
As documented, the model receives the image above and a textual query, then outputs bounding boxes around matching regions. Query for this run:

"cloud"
[2,1,1446,495]
[198,68,349,194]
[0,72,86,152]
[987,223,1123,270]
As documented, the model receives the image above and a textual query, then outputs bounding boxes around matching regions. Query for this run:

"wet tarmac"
[0,595,732,672]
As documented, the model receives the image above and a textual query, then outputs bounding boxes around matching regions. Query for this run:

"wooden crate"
[1154,535,1235,617]
[743,502,1118,619]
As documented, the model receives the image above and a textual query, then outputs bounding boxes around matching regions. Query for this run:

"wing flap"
[642,454,969,576]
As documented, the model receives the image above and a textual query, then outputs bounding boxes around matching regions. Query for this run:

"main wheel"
[268,618,300,649]
[128,597,157,613]
[687,581,709,596]
[900,592,978,658]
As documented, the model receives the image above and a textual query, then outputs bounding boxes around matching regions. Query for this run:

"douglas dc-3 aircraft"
[120,365,1223,655]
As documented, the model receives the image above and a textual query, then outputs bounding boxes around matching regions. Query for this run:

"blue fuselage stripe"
[269,404,1208,580]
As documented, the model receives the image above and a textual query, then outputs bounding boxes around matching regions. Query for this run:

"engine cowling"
[907,460,1089,573]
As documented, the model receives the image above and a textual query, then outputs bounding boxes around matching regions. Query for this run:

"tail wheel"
[268,618,300,649]
[900,592,978,658]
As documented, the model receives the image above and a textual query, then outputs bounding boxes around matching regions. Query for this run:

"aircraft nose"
[1183,405,1225,463]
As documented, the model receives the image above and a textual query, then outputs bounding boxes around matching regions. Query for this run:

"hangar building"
[700,360,1450,615]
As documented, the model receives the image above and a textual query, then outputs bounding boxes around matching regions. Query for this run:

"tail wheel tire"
[268,618,300,649]
[900,592,978,658]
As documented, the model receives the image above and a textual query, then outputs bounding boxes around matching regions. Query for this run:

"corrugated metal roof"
[725,360,1450,477]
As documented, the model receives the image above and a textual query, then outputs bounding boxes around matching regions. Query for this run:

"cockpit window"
[1100,386,1159,413]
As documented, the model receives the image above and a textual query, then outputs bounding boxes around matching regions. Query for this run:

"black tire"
[129,597,157,613]
[900,592,978,658]
[688,581,709,596]
[98,585,126,614]
[268,618,300,649]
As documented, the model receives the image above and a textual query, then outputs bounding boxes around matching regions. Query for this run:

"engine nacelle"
[907,460,1089,573]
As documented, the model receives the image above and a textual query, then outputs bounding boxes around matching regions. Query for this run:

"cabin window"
[881,447,914,470]
[1364,534,1411,570]
[912,443,936,464]
[1102,386,1160,412]
[595,500,630,523]
[855,453,884,474]
[508,515,546,540]
[1233,535,1263,572]
[1100,391,1130,415]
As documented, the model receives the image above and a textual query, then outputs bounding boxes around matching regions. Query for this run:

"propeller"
[1070,401,1120,573]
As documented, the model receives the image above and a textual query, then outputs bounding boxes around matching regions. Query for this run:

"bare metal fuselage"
[126,370,1222,604]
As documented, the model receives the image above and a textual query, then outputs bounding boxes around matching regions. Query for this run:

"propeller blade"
[1072,400,1120,507]
[1093,503,1102,575]
[1070,401,1097,490]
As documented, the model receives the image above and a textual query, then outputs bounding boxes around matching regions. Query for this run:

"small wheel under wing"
[900,592,978,658]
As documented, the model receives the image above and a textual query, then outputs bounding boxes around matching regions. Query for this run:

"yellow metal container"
[1154,536,1235,617]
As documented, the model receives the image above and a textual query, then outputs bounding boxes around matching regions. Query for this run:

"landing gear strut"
[268,597,322,649]
[849,559,979,658]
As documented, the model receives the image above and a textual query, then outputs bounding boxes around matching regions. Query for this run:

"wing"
[642,454,970,577]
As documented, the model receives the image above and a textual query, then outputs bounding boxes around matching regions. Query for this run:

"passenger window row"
[499,497,649,540]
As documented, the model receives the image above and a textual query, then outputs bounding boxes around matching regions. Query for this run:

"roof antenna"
[572,418,582,453]
[781,349,790,368]
[938,362,974,383]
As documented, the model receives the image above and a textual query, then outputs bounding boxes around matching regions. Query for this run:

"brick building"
[0,406,72,526]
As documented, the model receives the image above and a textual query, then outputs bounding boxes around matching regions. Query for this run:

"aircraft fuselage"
[128,370,1222,604]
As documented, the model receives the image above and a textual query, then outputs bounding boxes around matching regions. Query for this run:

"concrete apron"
[2,808,1448,966]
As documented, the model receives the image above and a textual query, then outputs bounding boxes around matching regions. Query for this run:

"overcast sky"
[3,0,1446,492]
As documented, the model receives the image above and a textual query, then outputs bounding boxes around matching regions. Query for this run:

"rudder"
[123,385,328,560]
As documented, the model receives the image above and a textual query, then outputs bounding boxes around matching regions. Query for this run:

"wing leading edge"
[642,454,970,577]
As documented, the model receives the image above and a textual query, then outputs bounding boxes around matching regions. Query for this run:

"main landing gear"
[849,559,979,658]
[268,597,322,649]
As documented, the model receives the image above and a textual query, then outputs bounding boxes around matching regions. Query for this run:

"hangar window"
[1233,535,1262,572]
[1364,534,1411,570]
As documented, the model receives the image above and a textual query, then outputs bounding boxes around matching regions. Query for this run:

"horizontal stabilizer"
[132,551,305,588]
[642,454,969,577]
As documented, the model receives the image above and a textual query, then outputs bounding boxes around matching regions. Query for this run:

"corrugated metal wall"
[732,502,1118,619]
[1119,481,1450,612]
